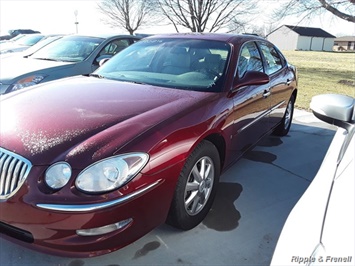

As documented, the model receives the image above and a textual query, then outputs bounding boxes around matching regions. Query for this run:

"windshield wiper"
[89,73,105,79]
[127,80,147,85]
[33,57,60,62]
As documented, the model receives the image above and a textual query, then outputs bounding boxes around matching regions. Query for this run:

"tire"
[166,140,220,230]
[273,94,295,136]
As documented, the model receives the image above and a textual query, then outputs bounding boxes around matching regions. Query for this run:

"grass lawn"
[282,50,355,110]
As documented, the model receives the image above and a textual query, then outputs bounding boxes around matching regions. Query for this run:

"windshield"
[23,36,63,56]
[9,34,25,42]
[15,35,44,46]
[95,38,231,92]
[31,36,104,62]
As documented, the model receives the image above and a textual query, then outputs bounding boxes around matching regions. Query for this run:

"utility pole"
[74,10,79,33]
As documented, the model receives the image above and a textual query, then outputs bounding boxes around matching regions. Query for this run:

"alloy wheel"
[184,156,215,216]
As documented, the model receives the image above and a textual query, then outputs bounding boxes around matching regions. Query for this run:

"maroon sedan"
[0,33,297,257]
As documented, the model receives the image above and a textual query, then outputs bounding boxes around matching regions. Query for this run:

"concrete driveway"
[0,109,337,266]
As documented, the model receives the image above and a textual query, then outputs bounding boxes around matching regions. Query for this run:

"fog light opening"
[76,218,133,236]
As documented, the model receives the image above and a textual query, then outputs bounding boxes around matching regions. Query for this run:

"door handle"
[263,90,271,98]
[286,79,292,86]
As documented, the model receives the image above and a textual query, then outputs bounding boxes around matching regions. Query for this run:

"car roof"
[9,29,41,35]
[147,32,263,41]
[145,32,265,43]
[66,33,141,39]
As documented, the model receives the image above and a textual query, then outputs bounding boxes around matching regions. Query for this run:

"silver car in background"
[0,34,141,94]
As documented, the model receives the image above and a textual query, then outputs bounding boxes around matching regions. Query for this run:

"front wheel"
[166,140,220,230]
[273,94,295,136]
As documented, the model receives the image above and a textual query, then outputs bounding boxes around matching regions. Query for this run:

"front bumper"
[0,165,180,257]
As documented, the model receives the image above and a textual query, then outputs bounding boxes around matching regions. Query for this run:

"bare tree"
[246,24,278,38]
[156,0,258,33]
[274,0,355,24]
[97,0,158,35]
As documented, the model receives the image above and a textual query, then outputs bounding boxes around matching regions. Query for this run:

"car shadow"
[202,182,243,231]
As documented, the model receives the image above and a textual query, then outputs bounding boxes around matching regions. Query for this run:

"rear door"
[257,41,295,131]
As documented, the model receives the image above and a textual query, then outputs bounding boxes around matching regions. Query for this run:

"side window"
[99,39,130,57]
[259,42,283,75]
[238,42,263,78]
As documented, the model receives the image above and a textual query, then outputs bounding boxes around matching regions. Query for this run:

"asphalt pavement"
[0,109,337,266]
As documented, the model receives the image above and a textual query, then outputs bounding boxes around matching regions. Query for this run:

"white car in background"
[271,94,354,266]
[0,34,45,54]
[0,35,64,59]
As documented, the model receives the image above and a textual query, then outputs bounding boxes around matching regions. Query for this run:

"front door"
[230,41,271,158]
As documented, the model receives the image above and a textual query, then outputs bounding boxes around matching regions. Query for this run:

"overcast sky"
[0,0,354,37]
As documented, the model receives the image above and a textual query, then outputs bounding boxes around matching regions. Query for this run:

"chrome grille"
[0,148,32,199]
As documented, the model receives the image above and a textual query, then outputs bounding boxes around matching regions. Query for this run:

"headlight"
[75,153,149,193]
[45,162,72,189]
[11,75,46,91]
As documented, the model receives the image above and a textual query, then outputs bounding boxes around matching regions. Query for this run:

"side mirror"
[310,94,355,131]
[95,55,112,65]
[99,58,110,66]
[233,71,269,90]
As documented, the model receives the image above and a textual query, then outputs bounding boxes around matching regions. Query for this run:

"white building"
[267,25,336,51]
[333,36,355,51]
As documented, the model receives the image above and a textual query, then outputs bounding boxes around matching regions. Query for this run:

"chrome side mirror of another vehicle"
[310,94,355,132]
[311,94,355,164]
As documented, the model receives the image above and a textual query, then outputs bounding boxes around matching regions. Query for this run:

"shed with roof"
[267,25,336,51]
[333,36,355,51]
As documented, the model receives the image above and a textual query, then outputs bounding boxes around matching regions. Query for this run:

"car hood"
[0,44,28,52]
[0,57,74,83]
[0,76,213,167]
